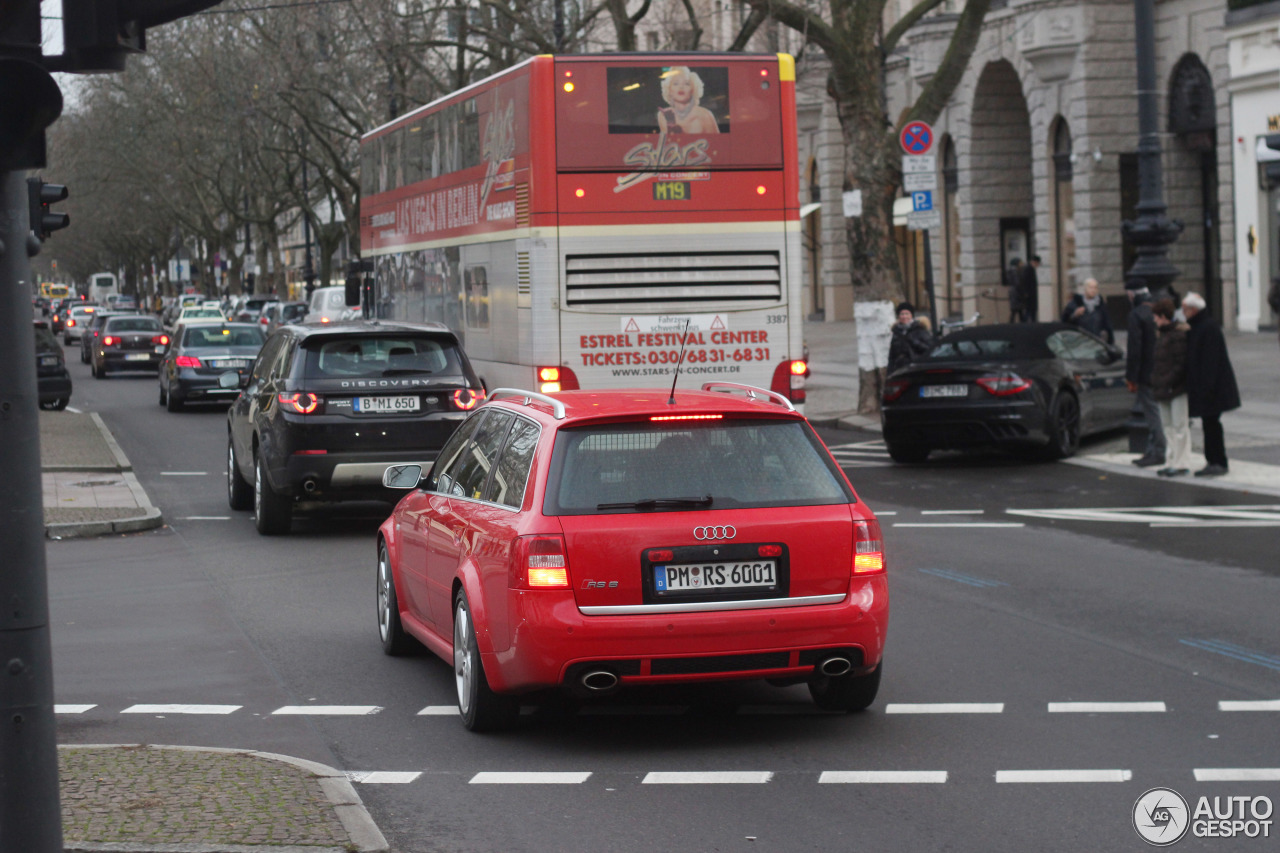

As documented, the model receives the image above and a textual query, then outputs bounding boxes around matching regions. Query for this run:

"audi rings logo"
[693,525,736,541]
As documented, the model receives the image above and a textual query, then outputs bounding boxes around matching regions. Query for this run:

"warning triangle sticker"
[624,318,640,332]
[710,315,726,330]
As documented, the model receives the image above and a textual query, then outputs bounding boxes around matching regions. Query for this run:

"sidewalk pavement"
[40,410,164,538]
[39,412,388,851]
[59,744,387,853]
[802,318,1280,496]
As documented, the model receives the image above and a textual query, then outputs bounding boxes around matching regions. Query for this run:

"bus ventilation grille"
[564,252,782,307]
[515,184,530,227]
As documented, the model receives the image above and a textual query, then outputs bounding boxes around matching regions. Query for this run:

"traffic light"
[27,178,70,241]
[52,0,230,72]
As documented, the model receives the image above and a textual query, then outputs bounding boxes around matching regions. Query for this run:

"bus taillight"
[538,366,579,394]
[771,360,806,404]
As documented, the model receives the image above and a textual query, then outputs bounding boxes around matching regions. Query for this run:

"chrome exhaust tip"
[818,656,853,677]
[302,478,318,494]
[580,670,620,692]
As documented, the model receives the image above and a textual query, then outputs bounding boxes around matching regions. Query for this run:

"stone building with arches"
[799,0,1237,329]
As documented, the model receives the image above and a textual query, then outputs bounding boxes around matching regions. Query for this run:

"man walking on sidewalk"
[1182,291,1240,477]
[1126,284,1165,468]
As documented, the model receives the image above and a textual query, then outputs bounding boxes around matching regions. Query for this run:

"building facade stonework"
[800,0,1240,330]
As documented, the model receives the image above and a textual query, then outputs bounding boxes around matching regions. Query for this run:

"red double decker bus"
[359,53,806,403]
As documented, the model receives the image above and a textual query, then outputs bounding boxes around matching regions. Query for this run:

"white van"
[307,286,359,324]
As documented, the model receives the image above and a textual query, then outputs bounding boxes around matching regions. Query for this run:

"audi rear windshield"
[544,419,853,515]
[104,317,162,333]
[303,335,467,381]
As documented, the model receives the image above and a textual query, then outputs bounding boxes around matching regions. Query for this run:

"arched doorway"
[1050,117,1078,311]
[969,60,1034,323]
[1168,53,1221,318]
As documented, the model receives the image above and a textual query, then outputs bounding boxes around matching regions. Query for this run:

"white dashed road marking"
[996,769,1132,783]
[470,772,592,784]
[1048,702,1166,713]
[270,705,382,716]
[122,704,242,715]
[1219,700,1280,711]
[416,706,459,715]
[819,771,948,784]
[54,705,96,714]
[347,771,423,784]
[1194,768,1280,782]
[179,516,231,521]
[893,523,1025,529]
[1008,505,1280,526]
[160,471,208,476]
[643,771,773,784]
[920,510,984,515]
[885,703,1004,714]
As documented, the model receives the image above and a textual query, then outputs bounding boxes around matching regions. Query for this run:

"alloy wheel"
[454,600,473,715]
[378,547,392,643]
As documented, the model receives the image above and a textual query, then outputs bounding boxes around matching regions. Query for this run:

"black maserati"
[880,323,1129,463]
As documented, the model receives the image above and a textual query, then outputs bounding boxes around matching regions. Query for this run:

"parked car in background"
[159,322,265,411]
[175,306,227,325]
[163,294,205,327]
[48,298,74,334]
[226,320,485,535]
[63,304,98,345]
[91,314,169,378]
[375,384,888,730]
[260,301,308,335]
[880,322,1129,463]
[34,321,72,410]
[307,286,357,324]
[113,294,139,311]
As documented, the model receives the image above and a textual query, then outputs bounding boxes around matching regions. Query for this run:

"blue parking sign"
[911,191,933,212]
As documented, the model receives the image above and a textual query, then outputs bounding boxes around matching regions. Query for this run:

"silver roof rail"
[700,382,796,412]
[489,388,567,420]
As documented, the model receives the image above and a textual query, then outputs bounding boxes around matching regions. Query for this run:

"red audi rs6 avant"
[376,383,888,730]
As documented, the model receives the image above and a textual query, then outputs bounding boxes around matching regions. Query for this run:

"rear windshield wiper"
[596,495,713,511]
[381,368,434,376]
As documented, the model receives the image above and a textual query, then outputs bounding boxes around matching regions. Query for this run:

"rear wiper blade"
[596,495,713,511]
[381,368,434,376]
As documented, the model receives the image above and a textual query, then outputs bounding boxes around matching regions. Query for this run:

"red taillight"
[293,449,328,456]
[770,360,805,403]
[175,355,202,368]
[278,392,320,414]
[66,319,76,327]
[538,366,561,394]
[319,316,332,323]
[511,534,570,589]
[52,314,59,322]
[976,373,1032,396]
[453,388,483,411]
[883,379,910,402]
[101,336,116,347]
[260,317,269,325]
[758,544,782,558]
[648,549,673,563]
[853,519,885,574]
[152,334,169,346]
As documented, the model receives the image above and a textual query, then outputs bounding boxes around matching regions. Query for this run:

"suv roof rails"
[489,388,567,420]
[700,381,796,412]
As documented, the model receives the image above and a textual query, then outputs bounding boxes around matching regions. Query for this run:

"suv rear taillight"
[452,388,485,411]
[511,534,571,589]
[278,392,321,414]
[976,373,1031,396]
[771,360,806,403]
[853,519,885,575]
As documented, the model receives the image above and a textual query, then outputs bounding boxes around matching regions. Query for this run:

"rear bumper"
[882,399,1048,448]
[485,577,889,693]
[171,370,244,401]
[38,372,72,402]
[101,352,162,371]
[278,450,441,500]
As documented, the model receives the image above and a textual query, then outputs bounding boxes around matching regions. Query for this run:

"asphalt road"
[47,349,1280,852]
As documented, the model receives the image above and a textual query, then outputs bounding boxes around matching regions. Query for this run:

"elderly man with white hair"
[1181,291,1240,477]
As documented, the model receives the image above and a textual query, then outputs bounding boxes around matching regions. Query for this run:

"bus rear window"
[556,60,783,171]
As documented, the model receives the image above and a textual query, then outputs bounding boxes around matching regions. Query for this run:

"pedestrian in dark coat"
[1125,285,1165,467]
[887,302,935,372]
[1181,291,1240,477]
[1061,277,1115,343]
[1016,255,1041,322]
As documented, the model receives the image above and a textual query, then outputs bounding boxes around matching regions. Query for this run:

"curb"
[89,411,132,471]
[45,508,165,540]
[59,744,389,853]
[1065,455,1280,498]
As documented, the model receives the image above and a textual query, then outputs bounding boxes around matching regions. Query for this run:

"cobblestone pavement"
[58,745,385,852]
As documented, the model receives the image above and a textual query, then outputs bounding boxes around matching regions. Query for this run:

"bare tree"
[747,0,992,411]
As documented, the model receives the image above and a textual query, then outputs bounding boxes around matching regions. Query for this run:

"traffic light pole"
[0,168,65,853]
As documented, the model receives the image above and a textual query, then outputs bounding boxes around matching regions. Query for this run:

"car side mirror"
[218,371,240,390]
[382,464,423,489]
